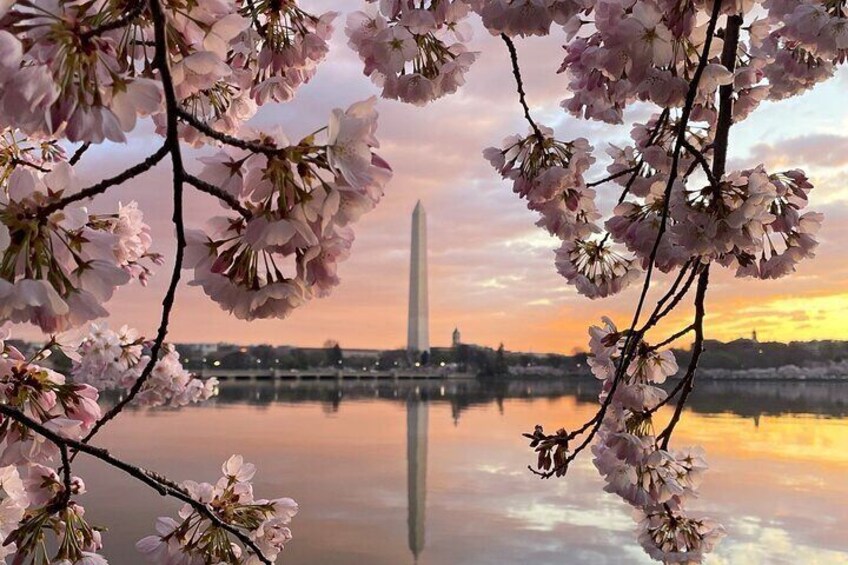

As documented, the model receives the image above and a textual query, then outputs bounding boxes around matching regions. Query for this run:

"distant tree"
[290,349,310,371]
[326,344,344,367]
[495,343,508,375]
[251,344,276,367]
[219,351,254,370]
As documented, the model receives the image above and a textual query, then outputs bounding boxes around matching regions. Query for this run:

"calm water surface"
[78,379,848,564]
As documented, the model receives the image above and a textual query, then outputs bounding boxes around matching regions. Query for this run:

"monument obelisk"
[407,201,429,353]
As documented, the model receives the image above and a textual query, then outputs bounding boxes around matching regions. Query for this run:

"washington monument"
[407,201,429,353]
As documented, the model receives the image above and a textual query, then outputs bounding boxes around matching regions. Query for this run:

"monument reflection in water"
[89,378,848,564]
[407,398,427,562]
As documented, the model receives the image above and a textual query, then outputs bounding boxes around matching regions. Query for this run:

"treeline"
[172,342,581,376]
[674,339,848,370]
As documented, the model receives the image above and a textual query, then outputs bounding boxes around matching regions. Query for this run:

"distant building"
[452,328,461,347]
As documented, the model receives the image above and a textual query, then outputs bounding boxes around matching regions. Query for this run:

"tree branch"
[39,145,169,217]
[681,138,719,188]
[175,108,283,155]
[80,0,147,39]
[0,404,271,562]
[657,267,709,448]
[649,324,695,351]
[68,143,91,166]
[528,1,727,479]
[586,165,640,188]
[184,174,251,218]
[82,0,188,445]
[500,34,543,140]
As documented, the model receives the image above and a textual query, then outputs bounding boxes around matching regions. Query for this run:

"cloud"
[747,134,848,169]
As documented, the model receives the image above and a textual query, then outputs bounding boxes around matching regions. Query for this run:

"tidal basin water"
[78,378,848,564]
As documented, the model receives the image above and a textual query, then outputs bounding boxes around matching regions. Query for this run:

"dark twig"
[657,267,710,447]
[500,34,543,140]
[81,0,188,446]
[0,404,270,561]
[58,443,73,508]
[649,324,696,351]
[11,158,51,173]
[651,260,693,314]
[681,139,719,187]
[713,15,743,178]
[80,0,147,39]
[644,372,689,417]
[68,142,91,166]
[175,108,283,155]
[586,165,640,188]
[184,174,251,218]
[39,145,169,217]
[641,262,701,334]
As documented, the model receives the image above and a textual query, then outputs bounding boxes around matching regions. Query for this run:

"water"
[76,379,848,564]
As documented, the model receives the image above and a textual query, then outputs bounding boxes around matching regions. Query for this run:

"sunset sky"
[21,4,848,353]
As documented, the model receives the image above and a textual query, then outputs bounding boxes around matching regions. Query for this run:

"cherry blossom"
[346,1,479,104]
[0,162,157,332]
[137,455,298,564]
[186,98,391,319]
[0,464,27,559]
[72,324,218,408]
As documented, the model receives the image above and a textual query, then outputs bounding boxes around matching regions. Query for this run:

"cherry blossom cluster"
[137,455,298,564]
[470,0,590,37]
[491,107,823,300]
[670,166,822,279]
[0,0,340,144]
[604,146,822,281]
[587,318,725,562]
[0,335,101,467]
[186,97,391,320]
[529,317,726,561]
[240,2,337,105]
[557,0,732,124]
[484,126,643,298]
[484,127,599,239]
[71,324,218,408]
[0,326,272,563]
[0,330,107,562]
[345,1,478,105]
[0,156,158,333]
[764,0,848,61]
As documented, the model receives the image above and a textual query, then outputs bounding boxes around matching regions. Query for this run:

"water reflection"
[407,398,427,562]
[84,378,848,564]
[197,377,848,420]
